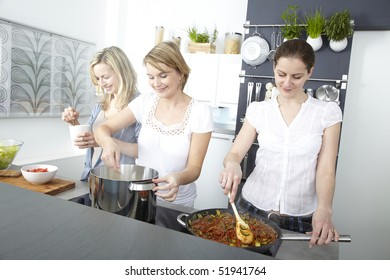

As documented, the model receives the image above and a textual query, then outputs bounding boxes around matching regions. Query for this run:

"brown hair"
[90,46,138,111]
[143,41,190,90]
[274,39,315,72]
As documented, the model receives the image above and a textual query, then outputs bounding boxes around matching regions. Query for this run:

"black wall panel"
[237,0,390,177]
[237,0,390,133]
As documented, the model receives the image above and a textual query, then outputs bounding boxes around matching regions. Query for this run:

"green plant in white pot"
[324,10,354,52]
[304,8,326,51]
[281,5,303,41]
[186,25,218,53]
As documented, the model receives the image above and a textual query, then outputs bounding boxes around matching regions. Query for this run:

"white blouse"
[129,92,214,207]
[242,95,342,216]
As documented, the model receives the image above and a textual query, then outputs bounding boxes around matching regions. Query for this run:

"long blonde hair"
[90,46,138,111]
[143,41,190,91]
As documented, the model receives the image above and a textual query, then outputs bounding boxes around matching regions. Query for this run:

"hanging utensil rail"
[239,74,348,85]
[243,20,354,29]
[243,23,307,28]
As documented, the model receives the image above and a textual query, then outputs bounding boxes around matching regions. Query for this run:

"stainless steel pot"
[89,164,158,223]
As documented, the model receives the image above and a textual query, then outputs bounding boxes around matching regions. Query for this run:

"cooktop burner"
[68,193,189,233]
[68,194,279,257]
[69,193,91,206]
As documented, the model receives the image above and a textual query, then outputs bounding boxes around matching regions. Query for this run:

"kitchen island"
[0,182,273,260]
[0,163,339,259]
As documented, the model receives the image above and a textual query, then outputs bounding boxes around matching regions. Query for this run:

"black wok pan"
[177,208,351,255]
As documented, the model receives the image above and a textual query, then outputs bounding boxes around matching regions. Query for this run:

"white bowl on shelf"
[21,164,58,184]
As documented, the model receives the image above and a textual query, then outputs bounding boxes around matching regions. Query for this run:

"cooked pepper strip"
[190,211,278,247]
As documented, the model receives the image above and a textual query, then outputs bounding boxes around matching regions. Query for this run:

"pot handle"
[129,182,155,191]
[281,234,351,242]
[177,213,189,228]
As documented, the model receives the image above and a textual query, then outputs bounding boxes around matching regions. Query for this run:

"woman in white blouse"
[95,41,213,209]
[220,39,342,247]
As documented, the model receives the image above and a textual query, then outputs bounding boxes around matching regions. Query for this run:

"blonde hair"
[90,46,138,111]
[143,41,190,90]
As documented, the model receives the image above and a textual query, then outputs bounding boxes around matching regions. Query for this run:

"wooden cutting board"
[0,174,75,195]
[0,169,21,177]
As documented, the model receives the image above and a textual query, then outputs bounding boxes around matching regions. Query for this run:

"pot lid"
[315,85,339,101]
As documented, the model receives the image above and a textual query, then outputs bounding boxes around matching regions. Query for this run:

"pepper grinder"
[155,26,165,45]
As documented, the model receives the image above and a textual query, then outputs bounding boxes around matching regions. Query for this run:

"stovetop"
[68,193,279,257]
[68,193,190,233]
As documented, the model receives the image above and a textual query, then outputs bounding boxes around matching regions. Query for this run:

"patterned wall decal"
[51,35,95,117]
[0,21,12,116]
[0,19,95,118]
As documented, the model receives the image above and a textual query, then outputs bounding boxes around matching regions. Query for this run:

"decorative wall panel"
[0,19,95,118]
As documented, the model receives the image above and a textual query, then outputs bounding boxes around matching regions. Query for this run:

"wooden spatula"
[228,193,254,245]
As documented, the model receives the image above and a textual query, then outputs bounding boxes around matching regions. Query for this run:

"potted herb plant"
[304,8,326,51]
[280,5,303,41]
[187,25,218,53]
[324,10,354,52]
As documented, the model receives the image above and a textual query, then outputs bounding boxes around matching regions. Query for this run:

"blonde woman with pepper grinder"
[62,46,140,181]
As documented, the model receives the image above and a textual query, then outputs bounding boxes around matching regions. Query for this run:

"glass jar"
[224,32,242,54]
[154,26,165,45]
[172,36,181,48]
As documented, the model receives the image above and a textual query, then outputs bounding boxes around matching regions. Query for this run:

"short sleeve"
[128,92,154,123]
[245,102,266,129]
[190,101,214,133]
[323,102,343,128]
[245,102,258,127]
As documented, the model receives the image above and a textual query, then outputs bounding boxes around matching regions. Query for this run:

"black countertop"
[0,182,273,260]
[0,162,339,259]
[0,183,339,260]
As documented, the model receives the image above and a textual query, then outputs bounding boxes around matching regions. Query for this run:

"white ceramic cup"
[69,125,91,154]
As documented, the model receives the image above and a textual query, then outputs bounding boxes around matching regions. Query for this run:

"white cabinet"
[194,132,234,210]
[186,53,219,104]
[185,54,242,107]
[216,54,242,105]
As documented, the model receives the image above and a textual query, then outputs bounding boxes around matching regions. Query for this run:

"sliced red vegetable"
[27,168,48,173]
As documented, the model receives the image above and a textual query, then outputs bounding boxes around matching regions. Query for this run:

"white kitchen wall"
[116,0,248,97]
[1,0,388,261]
[334,31,390,260]
[0,0,247,164]
[0,0,109,164]
[0,0,108,49]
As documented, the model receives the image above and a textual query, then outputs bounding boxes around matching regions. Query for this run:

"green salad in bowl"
[0,139,24,170]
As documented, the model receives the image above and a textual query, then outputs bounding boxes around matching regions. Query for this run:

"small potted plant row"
[304,8,326,51]
[324,10,354,52]
[281,6,354,52]
[186,26,218,54]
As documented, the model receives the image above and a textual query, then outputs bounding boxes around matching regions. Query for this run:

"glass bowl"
[0,139,24,170]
